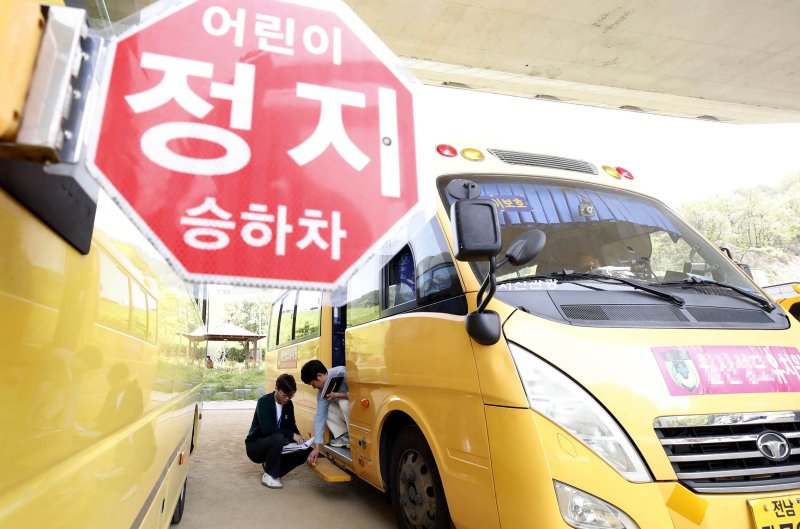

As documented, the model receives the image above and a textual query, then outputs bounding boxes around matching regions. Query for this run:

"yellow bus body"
[765,283,800,322]
[0,186,206,528]
[265,144,800,529]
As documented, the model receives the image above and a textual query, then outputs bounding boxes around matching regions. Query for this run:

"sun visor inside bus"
[447,181,680,237]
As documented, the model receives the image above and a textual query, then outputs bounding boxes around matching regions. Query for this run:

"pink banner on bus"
[653,345,800,396]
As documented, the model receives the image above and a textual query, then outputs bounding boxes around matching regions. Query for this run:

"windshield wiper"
[552,271,686,307]
[659,277,775,312]
[499,271,685,306]
[497,274,606,291]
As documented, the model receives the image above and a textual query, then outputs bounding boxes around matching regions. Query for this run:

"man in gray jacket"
[300,360,350,465]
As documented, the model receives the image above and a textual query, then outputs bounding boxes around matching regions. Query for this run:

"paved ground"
[180,405,396,529]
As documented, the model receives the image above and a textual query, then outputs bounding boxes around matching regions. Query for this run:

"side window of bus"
[146,294,158,343]
[278,290,297,346]
[411,216,463,305]
[98,251,131,333]
[268,294,283,350]
[347,254,381,327]
[385,246,416,309]
[131,284,148,340]
[294,291,321,341]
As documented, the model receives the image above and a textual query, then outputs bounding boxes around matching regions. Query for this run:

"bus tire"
[389,425,452,529]
[170,478,187,525]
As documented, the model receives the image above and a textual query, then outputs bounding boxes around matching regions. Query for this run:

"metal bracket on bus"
[0,5,103,255]
[0,5,102,164]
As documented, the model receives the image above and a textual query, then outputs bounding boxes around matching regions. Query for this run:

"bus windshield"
[440,175,756,291]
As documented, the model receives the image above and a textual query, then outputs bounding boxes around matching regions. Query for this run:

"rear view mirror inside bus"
[450,198,502,261]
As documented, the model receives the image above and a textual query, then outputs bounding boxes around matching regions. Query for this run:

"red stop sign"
[88,0,418,289]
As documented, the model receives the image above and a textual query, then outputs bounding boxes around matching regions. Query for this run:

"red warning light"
[617,167,634,180]
[436,144,458,157]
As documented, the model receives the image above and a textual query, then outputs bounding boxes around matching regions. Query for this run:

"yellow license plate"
[749,494,800,529]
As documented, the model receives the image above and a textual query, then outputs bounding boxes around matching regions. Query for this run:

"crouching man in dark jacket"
[245,374,311,489]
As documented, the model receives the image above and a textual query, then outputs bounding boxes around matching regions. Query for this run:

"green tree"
[223,299,269,334]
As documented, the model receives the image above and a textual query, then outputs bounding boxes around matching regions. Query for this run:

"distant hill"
[677,173,800,286]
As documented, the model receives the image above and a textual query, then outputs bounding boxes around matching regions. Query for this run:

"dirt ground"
[180,408,396,529]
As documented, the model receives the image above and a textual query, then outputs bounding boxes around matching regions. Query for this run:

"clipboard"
[321,375,344,397]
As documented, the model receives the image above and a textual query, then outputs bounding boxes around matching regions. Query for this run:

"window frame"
[276,291,297,348]
[382,244,418,317]
[291,290,322,343]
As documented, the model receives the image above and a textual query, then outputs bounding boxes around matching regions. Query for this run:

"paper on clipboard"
[281,437,314,454]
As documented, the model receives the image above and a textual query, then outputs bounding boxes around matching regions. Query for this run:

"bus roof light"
[602,166,622,179]
[617,167,634,179]
[436,144,457,157]
[460,148,485,162]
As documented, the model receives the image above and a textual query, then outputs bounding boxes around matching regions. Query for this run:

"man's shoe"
[330,433,349,448]
[261,473,283,489]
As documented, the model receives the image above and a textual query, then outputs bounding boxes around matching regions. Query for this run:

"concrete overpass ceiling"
[76,0,800,123]
[344,0,800,123]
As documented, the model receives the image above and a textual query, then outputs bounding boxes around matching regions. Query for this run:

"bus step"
[310,458,351,483]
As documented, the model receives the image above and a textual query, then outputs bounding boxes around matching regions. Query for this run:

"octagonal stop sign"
[88,0,419,289]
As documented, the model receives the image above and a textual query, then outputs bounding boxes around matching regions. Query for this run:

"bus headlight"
[554,481,640,529]
[509,343,651,483]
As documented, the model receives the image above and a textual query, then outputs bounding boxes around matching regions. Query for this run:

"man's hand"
[293,433,304,444]
[324,391,347,400]
[307,444,321,465]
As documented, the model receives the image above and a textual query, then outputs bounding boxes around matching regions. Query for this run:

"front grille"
[654,411,800,493]
[561,304,687,322]
[487,149,598,174]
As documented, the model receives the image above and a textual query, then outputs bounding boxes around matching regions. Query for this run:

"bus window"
[268,294,283,350]
[277,290,297,346]
[98,251,130,332]
[294,290,321,341]
[347,254,381,327]
[410,216,462,305]
[385,246,416,308]
[146,294,158,343]
[131,284,148,340]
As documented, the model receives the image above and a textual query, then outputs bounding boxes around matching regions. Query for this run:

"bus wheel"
[390,425,452,529]
[170,478,187,525]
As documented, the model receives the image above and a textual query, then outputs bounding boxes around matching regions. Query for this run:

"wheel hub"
[397,449,437,529]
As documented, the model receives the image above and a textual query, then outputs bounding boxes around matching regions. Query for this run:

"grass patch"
[203,366,266,400]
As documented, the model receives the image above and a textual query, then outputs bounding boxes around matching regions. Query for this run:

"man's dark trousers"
[246,433,310,478]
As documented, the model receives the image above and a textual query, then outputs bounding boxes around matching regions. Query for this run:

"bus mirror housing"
[450,197,502,345]
[719,245,754,279]
[450,198,502,261]
[450,193,548,345]
[463,230,546,346]
[501,230,546,267]
[465,311,501,346]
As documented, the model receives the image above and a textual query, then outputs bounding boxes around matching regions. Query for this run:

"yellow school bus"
[265,143,800,529]
[0,184,207,528]
[765,283,800,322]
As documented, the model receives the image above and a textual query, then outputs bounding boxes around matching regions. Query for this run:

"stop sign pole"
[87,0,420,290]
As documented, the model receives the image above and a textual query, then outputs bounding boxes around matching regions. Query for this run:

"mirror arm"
[476,256,497,313]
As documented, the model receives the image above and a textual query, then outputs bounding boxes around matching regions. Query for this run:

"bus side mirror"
[719,245,754,279]
[450,199,502,261]
[501,230,546,267]
[737,261,754,279]
[465,311,502,346]
[450,198,503,345]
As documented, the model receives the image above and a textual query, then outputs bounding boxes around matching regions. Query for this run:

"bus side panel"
[348,312,502,529]
[0,190,205,528]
